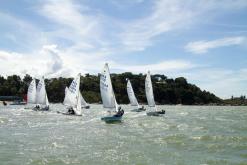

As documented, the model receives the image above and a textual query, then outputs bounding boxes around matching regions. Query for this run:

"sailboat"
[62,77,89,111]
[100,63,124,123]
[126,79,145,112]
[58,74,82,116]
[24,78,37,109]
[145,71,165,116]
[33,77,49,111]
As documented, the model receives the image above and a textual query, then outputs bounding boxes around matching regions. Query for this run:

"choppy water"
[0,104,246,165]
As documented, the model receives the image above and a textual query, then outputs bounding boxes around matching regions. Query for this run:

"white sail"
[114,97,119,112]
[127,79,139,107]
[67,74,82,115]
[63,87,70,106]
[65,83,88,109]
[75,88,82,115]
[27,79,37,104]
[36,77,49,106]
[145,71,156,108]
[100,63,117,111]
[80,92,89,107]
[45,93,49,106]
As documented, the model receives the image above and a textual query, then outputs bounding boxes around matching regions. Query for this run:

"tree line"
[0,73,223,105]
[223,95,247,106]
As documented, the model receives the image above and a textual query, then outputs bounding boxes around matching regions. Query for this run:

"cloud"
[37,0,118,73]
[118,0,247,51]
[33,0,247,56]
[0,50,38,77]
[0,45,73,78]
[119,0,195,51]
[0,12,47,52]
[1,0,247,78]
[41,45,65,76]
[39,0,105,51]
[185,36,246,54]
[112,60,195,73]
[178,68,247,98]
[0,45,195,78]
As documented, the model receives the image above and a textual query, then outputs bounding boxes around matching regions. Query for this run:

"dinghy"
[100,63,124,123]
[145,71,165,116]
[126,79,145,112]
[33,77,49,111]
[25,78,37,109]
[58,74,82,116]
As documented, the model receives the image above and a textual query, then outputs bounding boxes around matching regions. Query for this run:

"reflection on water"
[0,104,246,165]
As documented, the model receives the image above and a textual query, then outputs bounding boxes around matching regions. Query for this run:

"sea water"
[0,104,246,165]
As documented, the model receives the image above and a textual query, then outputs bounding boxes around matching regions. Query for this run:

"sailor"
[158,109,165,114]
[114,107,124,117]
[3,101,7,106]
[120,109,124,116]
[36,105,40,109]
[44,105,49,111]
[67,107,75,114]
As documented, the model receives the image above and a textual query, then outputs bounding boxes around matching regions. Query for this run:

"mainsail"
[66,74,82,115]
[100,63,117,112]
[64,83,89,109]
[127,79,139,107]
[145,71,156,109]
[27,78,36,104]
[45,94,49,107]
[63,87,70,106]
[36,77,49,106]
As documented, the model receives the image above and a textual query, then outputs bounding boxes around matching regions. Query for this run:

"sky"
[0,0,247,98]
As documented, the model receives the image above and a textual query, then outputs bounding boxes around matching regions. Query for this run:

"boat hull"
[24,107,33,109]
[57,111,82,116]
[146,110,165,116]
[32,107,49,111]
[10,102,26,105]
[83,105,90,109]
[101,116,122,123]
[131,108,146,112]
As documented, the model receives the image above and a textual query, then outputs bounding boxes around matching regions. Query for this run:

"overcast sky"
[0,0,247,98]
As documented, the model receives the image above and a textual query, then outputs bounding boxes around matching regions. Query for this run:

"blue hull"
[146,110,165,116]
[10,102,26,105]
[32,107,49,111]
[101,116,122,123]
[83,105,90,109]
[57,111,82,116]
[131,108,146,112]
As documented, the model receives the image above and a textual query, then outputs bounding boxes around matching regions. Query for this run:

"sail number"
[100,74,108,90]
[69,80,77,93]
[37,81,43,92]
[28,83,34,93]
